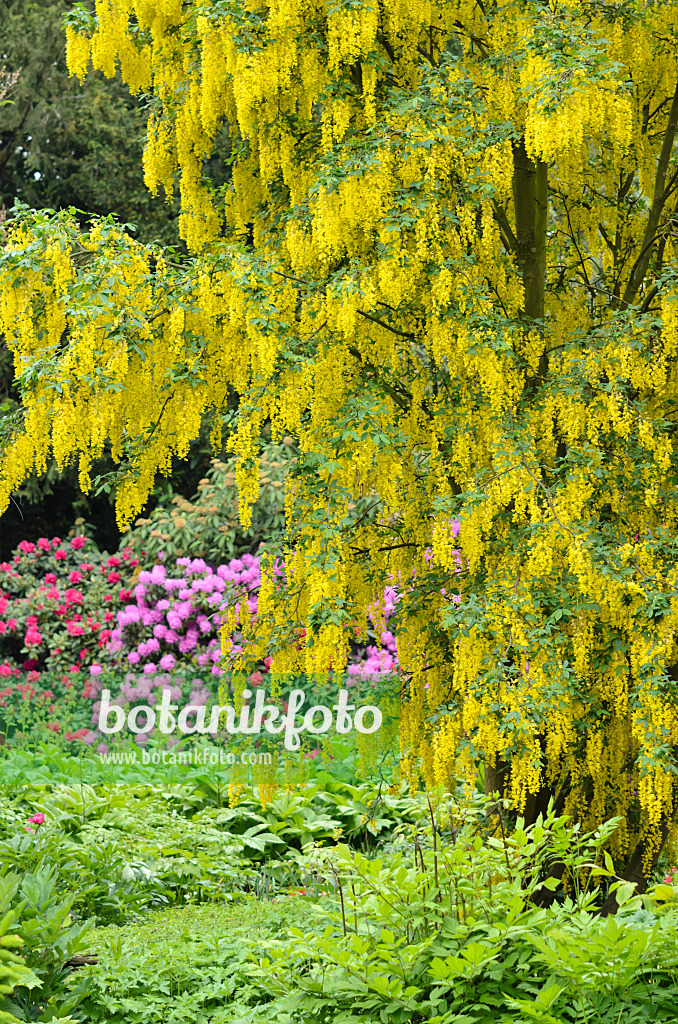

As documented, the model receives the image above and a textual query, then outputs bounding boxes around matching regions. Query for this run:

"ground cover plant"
[255,800,678,1024]
[1,769,678,1023]
[0,748,423,1022]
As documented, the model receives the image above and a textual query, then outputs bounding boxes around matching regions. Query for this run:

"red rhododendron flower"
[54,549,67,561]
[70,536,86,550]
[107,556,120,567]
[44,573,57,584]
[37,538,51,552]
[68,571,83,584]
[107,571,121,584]
[18,541,35,554]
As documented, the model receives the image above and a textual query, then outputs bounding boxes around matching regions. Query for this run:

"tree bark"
[512,139,548,325]
[597,819,670,917]
[484,756,509,799]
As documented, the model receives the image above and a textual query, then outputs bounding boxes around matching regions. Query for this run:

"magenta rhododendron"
[0,531,403,749]
[107,553,262,676]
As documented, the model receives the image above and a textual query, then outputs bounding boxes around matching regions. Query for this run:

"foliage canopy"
[2,0,678,893]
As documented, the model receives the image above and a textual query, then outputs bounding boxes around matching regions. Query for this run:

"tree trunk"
[513,138,548,323]
[597,820,669,916]
[513,139,549,384]
[484,756,508,799]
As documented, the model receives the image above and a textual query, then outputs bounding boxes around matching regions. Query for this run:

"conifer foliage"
[1,0,678,893]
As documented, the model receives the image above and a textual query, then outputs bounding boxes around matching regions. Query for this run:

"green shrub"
[121,441,293,567]
[0,909,31,1024]
[255,797,678,1023]
[0,869,94,1023]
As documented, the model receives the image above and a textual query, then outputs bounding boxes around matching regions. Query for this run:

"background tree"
[0,0,226,556]
[1,0,678,905]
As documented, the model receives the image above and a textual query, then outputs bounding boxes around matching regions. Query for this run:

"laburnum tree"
[0,0,678,899]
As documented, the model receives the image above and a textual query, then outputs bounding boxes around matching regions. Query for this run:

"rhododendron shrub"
[0,535,137,680]
[0,537,403,752]
[81,669,216,751]
[123,443,292,569]
[106,551,402,683]
[106,553,261,676]
[348,586,400,681]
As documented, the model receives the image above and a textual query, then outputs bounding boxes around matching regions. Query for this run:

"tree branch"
[356,309,416,338]
[622,79,678,308]
[492,200,518,254]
